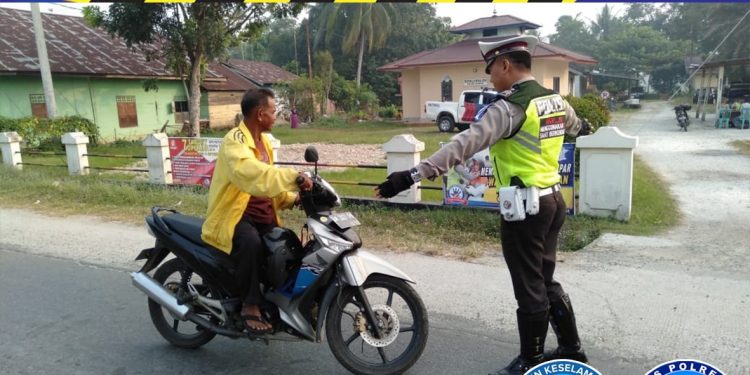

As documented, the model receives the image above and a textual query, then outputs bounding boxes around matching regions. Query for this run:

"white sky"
[1,2,626,38]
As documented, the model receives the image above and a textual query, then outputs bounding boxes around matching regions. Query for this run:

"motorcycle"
[674,104,691,132]
[131,146,428,375]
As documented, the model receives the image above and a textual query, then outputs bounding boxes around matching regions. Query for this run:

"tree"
[549,14,596,57]
[313,51,334,114]
[309,4,457,106]
[84,3,301,137]
[590,4,623,41]
[316,4,394,88]
[659,4,750,82]
[596,24,689,92]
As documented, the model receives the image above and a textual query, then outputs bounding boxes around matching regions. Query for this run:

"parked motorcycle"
[674,104,691,132]
[131,146,428,375]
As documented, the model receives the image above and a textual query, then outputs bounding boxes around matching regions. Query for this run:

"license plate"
[329,212,360,229]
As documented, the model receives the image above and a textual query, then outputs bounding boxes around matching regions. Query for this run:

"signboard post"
[168,137,222,187]
[441,142,576,215]
[558,142,576,215]
[442,147,498,209]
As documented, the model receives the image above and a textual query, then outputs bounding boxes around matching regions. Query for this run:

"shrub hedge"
[0,116,100,150]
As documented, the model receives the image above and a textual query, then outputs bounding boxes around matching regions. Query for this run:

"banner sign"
[442,146,498,208]
[558,143,576,215]
[442,142,576,215]
[168,137,222,187]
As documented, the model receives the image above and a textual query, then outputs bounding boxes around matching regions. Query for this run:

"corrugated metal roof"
[201,63,255,91]
[378,36,597,72]
[451,15,541,33]
[226,59,298,86]
[0,8,220,79]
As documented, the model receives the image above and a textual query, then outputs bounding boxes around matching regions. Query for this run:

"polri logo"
[645,359,724,375]
[524,359,601,375]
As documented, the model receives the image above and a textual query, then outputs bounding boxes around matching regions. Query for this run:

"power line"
[669,8,750,101]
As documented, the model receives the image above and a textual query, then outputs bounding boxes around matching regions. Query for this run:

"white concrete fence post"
[265,133,281,163]
[143,133,173,185]
[0,132,23,170]
[577,126,639,221]
[382,134,425,204]
[61,132,89,176]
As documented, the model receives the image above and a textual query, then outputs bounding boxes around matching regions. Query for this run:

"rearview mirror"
[304,146,319,163]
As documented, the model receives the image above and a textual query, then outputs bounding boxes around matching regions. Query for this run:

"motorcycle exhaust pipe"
[131,272,189,320]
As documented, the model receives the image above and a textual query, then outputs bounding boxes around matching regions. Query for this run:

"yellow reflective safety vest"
[489,81,566,188]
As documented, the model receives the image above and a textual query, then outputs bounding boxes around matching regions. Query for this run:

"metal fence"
[274,161,442,191]
[17,150,150,173]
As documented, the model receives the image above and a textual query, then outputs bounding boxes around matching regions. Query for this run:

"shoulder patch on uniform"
[232,129,246,144]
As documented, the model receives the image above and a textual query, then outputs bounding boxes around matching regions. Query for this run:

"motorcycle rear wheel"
[326,274,428,375]
[148,258,217,349]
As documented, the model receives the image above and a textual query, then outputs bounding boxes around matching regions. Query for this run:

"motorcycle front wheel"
[326,274,428,375]
[148,258,217,349]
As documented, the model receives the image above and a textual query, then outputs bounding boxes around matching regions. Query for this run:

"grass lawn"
[0,118,680,259]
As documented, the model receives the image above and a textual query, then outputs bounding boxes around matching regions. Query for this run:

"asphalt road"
[0,247,645,375]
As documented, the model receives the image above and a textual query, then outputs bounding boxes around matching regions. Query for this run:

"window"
[463,92,481,105]
[116,96,138,128]
[553,77,561,93]
[173,96,189,123]
[441,76,453,102]
[482,93,496,104]
[173,96,189,113]
[483,29,498,37]
[29,94,48,119]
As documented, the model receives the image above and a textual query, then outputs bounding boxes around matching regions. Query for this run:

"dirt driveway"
[559,101,750,371]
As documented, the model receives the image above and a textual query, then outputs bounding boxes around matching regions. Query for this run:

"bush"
[357,85,379,118]
[0,115,100,150]
[281,77,325,123]
[378,104,400,119]
[564,94,611,134]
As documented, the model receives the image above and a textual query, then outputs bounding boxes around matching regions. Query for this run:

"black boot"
[489,310,548,375]
[545,293,588,363]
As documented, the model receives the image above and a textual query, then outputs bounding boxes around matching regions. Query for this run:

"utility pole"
[31,3,57,118]
[293,24,299,75]
[305,19,313,79]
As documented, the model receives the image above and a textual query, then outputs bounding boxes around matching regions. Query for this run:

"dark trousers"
[501,191,567,315]
[231,219,275,305]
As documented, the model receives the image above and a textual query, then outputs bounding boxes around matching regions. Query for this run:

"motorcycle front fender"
[340,250,415,287]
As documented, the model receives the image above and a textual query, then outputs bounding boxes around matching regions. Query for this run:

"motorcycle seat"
[162,214,207,246]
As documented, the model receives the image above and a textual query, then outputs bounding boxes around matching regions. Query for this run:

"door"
[441,75,452,102]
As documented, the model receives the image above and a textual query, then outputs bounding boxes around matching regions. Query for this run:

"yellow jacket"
[201,122,298,254]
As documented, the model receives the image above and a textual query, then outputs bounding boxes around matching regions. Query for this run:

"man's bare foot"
[240,304,272,334]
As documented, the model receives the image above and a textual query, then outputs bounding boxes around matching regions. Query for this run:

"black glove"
[580,119,592,136]
[376,169,415,198]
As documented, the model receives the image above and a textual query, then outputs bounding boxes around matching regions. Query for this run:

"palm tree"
[317,4,393,88]
[591,4,619,41]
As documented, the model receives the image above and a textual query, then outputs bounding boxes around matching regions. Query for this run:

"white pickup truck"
[425,89,498,132]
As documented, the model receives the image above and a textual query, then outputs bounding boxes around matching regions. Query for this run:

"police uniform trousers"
[500,190,567,315]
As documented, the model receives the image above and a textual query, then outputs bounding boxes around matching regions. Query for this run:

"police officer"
[375,35,590,375]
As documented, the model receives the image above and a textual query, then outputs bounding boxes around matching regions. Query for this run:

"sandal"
[240,314,272,335]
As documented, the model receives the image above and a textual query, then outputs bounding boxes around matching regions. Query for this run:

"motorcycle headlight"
[317,233,353,252]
